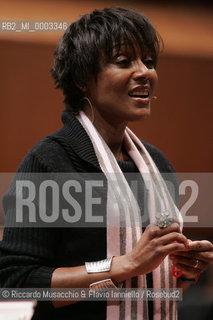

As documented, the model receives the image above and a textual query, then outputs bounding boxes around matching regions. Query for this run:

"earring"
[80,97,95,124]
[152,96,158,100]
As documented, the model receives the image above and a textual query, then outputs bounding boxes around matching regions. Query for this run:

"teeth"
[132,91,147,95]
[129,91,149,97]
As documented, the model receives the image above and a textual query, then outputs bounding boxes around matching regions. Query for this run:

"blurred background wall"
[0,0,213,173]
[0,0,213,319]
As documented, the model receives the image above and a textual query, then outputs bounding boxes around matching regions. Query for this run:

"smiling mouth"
[128,92,150,99]
[128,87,150,99]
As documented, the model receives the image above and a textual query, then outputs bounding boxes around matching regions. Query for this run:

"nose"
[132,59,151,81]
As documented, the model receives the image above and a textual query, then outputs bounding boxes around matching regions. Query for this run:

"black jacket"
[0,112,178,319]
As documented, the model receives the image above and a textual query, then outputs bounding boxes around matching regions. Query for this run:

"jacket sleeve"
[0,152,57,289]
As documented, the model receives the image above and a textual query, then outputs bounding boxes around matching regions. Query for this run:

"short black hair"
[51,7,163,113]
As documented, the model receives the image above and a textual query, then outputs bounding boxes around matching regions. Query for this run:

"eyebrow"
[112,43,134,53]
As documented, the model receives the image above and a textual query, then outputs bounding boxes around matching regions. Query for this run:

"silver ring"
[193,259,199,269]
[155,211,173,229]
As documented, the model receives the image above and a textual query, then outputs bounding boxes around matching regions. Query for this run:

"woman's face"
[85,44,158,125]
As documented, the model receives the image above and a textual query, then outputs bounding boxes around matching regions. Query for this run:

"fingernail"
[173,222,179,228]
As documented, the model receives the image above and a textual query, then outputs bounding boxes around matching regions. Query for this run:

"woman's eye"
[143,58,155,69]
[115,56,131,67]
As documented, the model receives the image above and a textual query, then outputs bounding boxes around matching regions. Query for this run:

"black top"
[0,112,178,319]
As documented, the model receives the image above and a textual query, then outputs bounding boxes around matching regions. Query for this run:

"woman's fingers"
[158,232,188,247]
[160,242,187,255]
[148,222,182,239]
[171,255,208,271]
[128,222,188,275]
[169,240,213,263]
[173,263,201,278]
[169,251,213,263]
[187,240,213,251]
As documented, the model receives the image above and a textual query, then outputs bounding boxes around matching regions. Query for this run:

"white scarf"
[77,111,182,320]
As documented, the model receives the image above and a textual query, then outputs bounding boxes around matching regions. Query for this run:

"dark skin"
[52,223,189,307]
[51,47,213,307]
[170,240,213,279]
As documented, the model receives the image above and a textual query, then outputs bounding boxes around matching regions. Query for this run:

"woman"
[0,7,212,320]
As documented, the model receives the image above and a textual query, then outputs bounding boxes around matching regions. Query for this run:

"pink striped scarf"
[77,111,183,320]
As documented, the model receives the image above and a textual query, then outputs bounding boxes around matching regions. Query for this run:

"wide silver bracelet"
[85,257,113,273]
[85,257,123,290]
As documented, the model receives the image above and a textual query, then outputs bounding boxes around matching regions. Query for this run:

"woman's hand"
[169,240,213,279]
[125,222,189,277]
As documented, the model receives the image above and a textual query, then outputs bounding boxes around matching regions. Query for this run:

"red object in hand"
[195,273,201,283]
[172,264,201,283]
[172,264,183,278]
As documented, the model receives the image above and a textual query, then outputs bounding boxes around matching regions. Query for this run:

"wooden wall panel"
[0,40,63,171]
[0,41,212,173]
[129,55,213,172]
